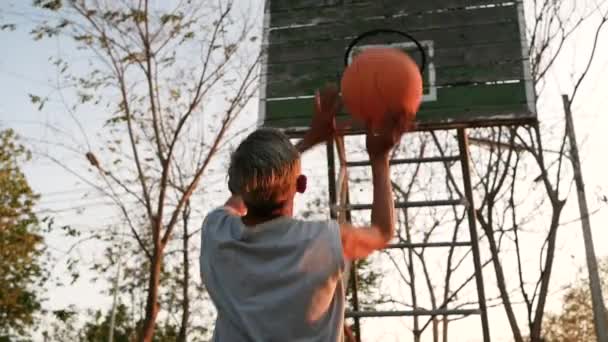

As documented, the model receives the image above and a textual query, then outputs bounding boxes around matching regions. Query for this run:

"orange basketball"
[340,47,423,128]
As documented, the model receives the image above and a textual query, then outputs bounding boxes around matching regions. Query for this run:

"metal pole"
[108,228,125,342]
[343,161,361,342]
[457,128,491,342]
[332,136,362,342]
[404,210,421,342]
[108,259,121,342]
[327,140,338,220]
[562,94,608,342]
[349,261,362,342]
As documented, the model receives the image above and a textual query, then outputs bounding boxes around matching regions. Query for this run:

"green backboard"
[260,0,537,131]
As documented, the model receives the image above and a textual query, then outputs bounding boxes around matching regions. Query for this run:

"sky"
[1,0,608,341]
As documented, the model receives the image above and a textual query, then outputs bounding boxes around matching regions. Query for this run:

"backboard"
[259,0,537,132]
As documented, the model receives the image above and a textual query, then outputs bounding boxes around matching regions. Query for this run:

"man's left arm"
[294,134,320,154]
[295,83,341,154]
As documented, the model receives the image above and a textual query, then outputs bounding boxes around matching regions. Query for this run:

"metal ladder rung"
[385,241,472,249]
[346,155,460,167]
[346,308,480,318]
[344,199,464,211]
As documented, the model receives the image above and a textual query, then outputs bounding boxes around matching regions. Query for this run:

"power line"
[38,187,98,197]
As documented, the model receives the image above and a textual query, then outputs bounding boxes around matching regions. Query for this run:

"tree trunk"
[141,246,163,341]
[529,206,563,341]
[478,211,524,342]
[178,203,191,342]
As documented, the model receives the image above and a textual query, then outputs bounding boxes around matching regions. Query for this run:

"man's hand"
[366,111,412,159]
[296,83,341,153]
[311,83,340,143]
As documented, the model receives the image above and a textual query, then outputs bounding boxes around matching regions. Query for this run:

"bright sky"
[1,1,608,341]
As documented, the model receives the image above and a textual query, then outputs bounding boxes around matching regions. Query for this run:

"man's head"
[228,128,305,217]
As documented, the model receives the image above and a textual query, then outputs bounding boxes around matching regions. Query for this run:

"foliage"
[81,304,179,342]
[41,308,81,342]
[0,129,44,337]
[470,4,608,340]
[27,0,260,338]
[542,259,608,342]
[41,304,181,342]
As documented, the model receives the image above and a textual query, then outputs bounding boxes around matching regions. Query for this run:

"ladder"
[326,128,491,342]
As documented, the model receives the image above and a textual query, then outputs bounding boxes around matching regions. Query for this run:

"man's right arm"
[340,155,395,260]
[338,110,411,260]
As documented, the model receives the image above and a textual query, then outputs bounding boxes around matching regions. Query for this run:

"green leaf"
[169,88,181,100]
[104,115,128,126]
[28,94,47,110]
[160,13,183,24]
[77,92,93,104]
[131,9,146,23]
[33,0,63,11]
[0,24,16,31]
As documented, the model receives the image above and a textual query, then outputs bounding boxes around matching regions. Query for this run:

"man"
[200,84,412,341]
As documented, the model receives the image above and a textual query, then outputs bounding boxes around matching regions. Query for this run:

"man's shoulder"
[289,218,341,247]
[201,207,239,236]
[292,216,337,226]
[293,218,345,274]
[203,207,232,224]
[304,218,340,232]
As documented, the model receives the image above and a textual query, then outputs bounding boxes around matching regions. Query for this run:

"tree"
[0,129,44,338]
[81,303,179,342]
[28,0,260,339]
[469,2,608,341]
[42,304,182,342]
[542,259,608,342]
[336,1,608,340]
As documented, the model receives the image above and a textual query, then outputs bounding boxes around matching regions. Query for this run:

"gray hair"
[228,128,300,214]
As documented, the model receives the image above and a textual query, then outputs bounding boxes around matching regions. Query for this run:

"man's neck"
[241,205,293,226]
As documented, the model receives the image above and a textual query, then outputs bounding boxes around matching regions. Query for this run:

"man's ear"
[296,175,307,194]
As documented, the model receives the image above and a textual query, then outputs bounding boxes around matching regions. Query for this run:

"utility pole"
[108,229,125,342]
[562,94,608,342]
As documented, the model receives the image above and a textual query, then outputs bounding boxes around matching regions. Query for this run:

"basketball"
[340,47,423,128]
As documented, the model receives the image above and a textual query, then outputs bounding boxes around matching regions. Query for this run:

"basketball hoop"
[344,29,427,74]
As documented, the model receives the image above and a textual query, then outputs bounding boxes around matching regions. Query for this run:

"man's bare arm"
[295,136,317,155]
[296,83,340,154]
[339,111,409,260]
[340,156,395,260]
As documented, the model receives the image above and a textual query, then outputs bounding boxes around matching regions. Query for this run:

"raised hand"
[309,82,341,144]
[365,111,413,159]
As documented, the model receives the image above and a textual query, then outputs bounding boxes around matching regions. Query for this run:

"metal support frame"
[329,138,363,342]
[457,128,491,342]
[347,308,480,318]
[346,155,460,167]
[344,199,463,211]
[325,128,492,341]
[386,241,472,249]
[327,140,338,221]
[337,137,363,342]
